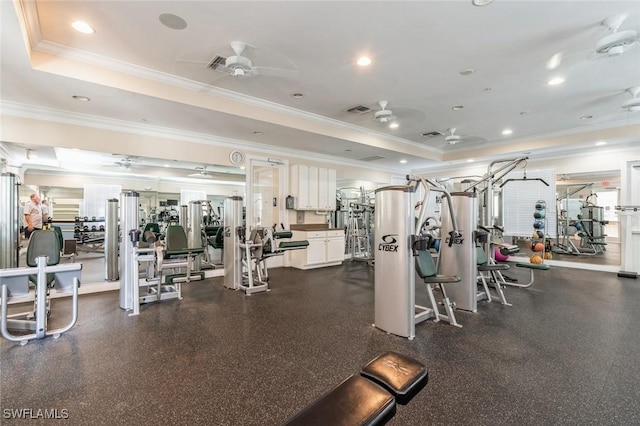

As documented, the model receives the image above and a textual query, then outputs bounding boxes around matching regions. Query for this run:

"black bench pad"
[283,375,395,426]
[360,351,428,405]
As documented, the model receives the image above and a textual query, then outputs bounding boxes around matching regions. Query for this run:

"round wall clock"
[229,150,245,166]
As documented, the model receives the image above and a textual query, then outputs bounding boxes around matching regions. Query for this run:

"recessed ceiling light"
[291,93,304,99]
[580,115,594,120]
[72,95,90,102]
[472,0,494,5]
[159,13,187,30]
[240,166,246,170]
[502,129,513,135]
[253,131,263,135]
[484,87,493,92]
[452,105,464,111]
[71,21,95,34]
[389,122,399,129]
[164,164,170,168]
[345,149,352,152]
[467,159,475,163]
[357,57,372,66]
[460,68,475,76]
[520,111,531,115]
[595,141,607,146]
[547,77,565,86]
[399,159,407,164]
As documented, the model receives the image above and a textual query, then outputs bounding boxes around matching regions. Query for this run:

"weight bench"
[284,352,428,426]
[510,262,550,288]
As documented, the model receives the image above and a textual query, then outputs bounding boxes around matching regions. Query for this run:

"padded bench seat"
[278,240,309,249]
[283,375,396,426]
[516,262,550,271]
[361,351,429,405]
[284,352,427,426]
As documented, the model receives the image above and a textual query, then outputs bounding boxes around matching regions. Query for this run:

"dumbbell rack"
[74,216,106,253]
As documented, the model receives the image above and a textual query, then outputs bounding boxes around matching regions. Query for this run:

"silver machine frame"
[0,172,20,269]
[1,257,81,345]
[119,192,183,316]
[373,176,463,339]
[223,196,244,291]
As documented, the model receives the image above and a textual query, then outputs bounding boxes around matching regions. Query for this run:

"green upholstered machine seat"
[516,262,550,271]
[27,230,61,287]
[415,250,460,284]
[477,247,510,272]
[164,225,204,256]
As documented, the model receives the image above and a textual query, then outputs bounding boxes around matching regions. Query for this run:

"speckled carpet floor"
[2,262,639,425]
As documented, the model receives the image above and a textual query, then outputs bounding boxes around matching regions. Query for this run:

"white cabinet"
[290,229,345,269]
[318,168,337,210]
[291,165,318,210]
[291,165,336,211]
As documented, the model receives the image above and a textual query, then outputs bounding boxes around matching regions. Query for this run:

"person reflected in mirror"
[24,193,44,239]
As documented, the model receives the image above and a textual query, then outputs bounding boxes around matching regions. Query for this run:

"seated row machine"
[283,351,428,426]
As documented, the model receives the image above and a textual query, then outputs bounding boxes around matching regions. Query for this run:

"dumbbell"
[91,225,97,231]
[99,225,105,232]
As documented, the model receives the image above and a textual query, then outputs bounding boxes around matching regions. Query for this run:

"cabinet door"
[306,238,326,265]
[318,168,329,210]
[308,166,319,209]
[326,236,345,263]
[297,165,310,209]
[326,169,336,210]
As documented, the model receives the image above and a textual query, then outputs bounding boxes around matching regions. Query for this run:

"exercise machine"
[374,175,463,339]
[1,230,81,345]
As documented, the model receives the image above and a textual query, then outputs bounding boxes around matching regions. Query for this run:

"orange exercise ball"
[534,243,544,252]
[530,255,543,264]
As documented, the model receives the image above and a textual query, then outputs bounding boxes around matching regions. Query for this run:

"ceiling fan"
[546,13,638,71]
[595,13,637,57]
[188,166,216,179]
[622,86,640,113]
[206,41,299,79]
[374,101,397,125]
[421,128,486,146]
[106,155,139,169]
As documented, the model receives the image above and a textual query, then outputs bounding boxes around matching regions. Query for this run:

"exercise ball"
[535,201,546,210]
[544,252,553,260]
[530,255,543,264]
[533,221,545,230]
[494,248,509,262]
[536,230,544,239]
[533,242,544,252]
[534,211,545,219]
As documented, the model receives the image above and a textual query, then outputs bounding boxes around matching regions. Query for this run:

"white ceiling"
[1,0,639,175]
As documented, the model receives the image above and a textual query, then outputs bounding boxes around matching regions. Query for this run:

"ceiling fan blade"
[251,66,299,79]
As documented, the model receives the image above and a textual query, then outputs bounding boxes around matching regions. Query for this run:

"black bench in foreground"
[284,351,428,426]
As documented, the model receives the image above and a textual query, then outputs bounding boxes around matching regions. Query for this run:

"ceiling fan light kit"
[595,13,637,56]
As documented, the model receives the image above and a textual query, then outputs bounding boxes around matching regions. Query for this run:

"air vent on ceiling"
[207,55,227,70]
[421,131,444,138]
[346,105,373,115]
[359,155,385,162]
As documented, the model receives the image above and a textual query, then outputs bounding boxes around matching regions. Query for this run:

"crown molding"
[1,100,405,175]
